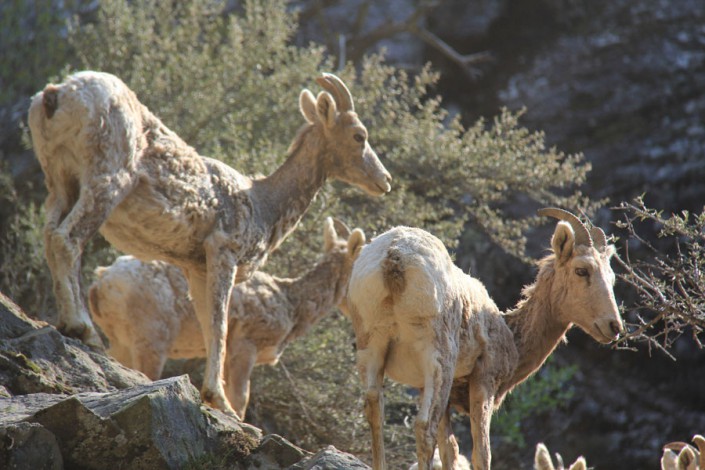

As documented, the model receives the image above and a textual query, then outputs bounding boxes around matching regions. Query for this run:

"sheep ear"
[348,229,366,260]
[323,217,336,252]
[552,221,575,263]
[534,443,555,470]
[300,89,318,124]
[316,91,337,128]
[568,457,587,470]
[332,217,351,239]
[677,446,697,470]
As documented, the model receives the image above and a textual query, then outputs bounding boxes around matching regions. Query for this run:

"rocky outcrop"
[0,293,369,469]
[0,292,150,396]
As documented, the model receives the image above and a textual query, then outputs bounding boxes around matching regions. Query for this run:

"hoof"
[201,389,241,420]
[59,322,105,350]
[82,328,105,350]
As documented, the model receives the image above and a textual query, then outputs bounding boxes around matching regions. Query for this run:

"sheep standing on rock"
[28,71,390,416]
[345,208,624,470]
[88,217,365,419]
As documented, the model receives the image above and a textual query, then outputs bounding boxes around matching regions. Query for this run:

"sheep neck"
[283,251,347,341]
[253,125,327,249]
[501,257,570,394]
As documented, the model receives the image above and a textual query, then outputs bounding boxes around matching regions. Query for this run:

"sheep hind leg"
[438,405,461,469]
[44,176,134,349]
[224,337,257,420]
[415,349,455,470]
[468,379,494,470]
[357,338,390,470]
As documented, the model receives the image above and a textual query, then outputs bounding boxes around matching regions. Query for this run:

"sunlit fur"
[28,70,390,416]
[89,218,365,419]
[345,220,622,470]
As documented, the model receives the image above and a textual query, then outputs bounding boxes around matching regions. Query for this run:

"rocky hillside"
[1,0,704,468]
[0,293,368,469]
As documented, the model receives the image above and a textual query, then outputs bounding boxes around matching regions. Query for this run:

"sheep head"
[299,74,391,197]
[539,208,624,344]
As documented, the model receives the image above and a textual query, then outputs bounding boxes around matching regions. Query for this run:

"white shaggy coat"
[89,218,365,419]
[28,70,390,416]
[346,211,623,470]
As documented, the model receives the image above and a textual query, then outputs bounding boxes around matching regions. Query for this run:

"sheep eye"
[575,267,589,277]
[353,133,365,143]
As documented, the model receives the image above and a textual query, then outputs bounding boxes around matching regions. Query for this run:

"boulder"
[0,292,370,469]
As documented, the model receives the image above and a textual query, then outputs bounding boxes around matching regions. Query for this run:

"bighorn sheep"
[345,208,624,470]
[28,70,391,416]
[662,435,705,470]
[534,443,587,470]
[88,217,365,419]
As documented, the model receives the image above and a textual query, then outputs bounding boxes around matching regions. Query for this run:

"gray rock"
[0,421,63,470]
[245,434,311,469]
[290,445,371,469]
[0,292,150,396]
[0,292,367,469]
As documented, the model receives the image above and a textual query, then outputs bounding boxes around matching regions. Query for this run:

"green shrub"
[0,0,82,105]
[491,358,577,448]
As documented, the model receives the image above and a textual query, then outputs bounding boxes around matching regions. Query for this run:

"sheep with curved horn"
[345,207,623,469]
[28,70,390,416]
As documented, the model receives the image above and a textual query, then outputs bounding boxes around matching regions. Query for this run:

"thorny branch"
[612,198,705,357]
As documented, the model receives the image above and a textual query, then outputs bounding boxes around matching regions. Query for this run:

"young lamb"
[28,71,390,416]
[88,217,365,419]
[344,208,624,470]
[534,443,587,470]
[662,435,705,470]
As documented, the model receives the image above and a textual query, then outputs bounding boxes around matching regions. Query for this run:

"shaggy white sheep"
[345,208,623,470]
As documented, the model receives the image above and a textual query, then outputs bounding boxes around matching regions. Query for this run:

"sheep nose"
[610,320,623,337]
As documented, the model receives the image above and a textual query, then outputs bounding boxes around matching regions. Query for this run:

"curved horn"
[537,207,593,247]
[332,217,352,239]
[590,226,608,251]
[315,73,354,112]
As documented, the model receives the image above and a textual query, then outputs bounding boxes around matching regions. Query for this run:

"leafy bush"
[0,166,54,320]
[0,0,83,106]
[490,358,577,448]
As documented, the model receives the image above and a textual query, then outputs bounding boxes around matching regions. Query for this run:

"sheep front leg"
[468,379,494,470]
[44,174,134,349]
[187,240,238,417]
[357,340,389,470]
[224,336,258,420]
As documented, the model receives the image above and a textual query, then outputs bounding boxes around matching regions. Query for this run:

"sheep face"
[550,221,623,344]
[299,74,391,197]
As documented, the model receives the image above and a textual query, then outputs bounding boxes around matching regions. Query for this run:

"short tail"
[42,85,60,119]
[382,246,406,297]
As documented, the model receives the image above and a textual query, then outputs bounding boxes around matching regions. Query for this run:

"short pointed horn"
[590,226,608,251]
[332,217,351,238]
[538,207,593,247]
[316,73,354,112]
